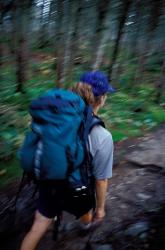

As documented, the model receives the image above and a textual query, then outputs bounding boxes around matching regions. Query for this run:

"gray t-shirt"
[88,125,113,180]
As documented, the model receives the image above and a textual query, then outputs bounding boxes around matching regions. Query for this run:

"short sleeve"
[92,134,113,180]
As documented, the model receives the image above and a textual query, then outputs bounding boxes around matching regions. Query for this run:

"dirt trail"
[0,125,165,250]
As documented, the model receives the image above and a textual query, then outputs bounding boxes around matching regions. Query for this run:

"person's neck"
[93,106,99,116]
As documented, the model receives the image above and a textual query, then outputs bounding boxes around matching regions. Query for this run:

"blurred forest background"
[0,0,165,187]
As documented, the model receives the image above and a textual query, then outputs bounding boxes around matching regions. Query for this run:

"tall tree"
[0,0,15,67]
[130,0,142,57]
[48,0,57,46]
[147,0,163,53]
[134,0,163,86]
[92,0,111,70]
[64,0,83,82]
[155,59,165,104]
[108,0,132,78]
[0,1,3,69]
[15,0,33,92]
[38,0,50,48]
[55,0,65,87]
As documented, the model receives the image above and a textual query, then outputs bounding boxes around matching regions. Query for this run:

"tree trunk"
[91,0,111,70]
[48,0,56,46]
[51,0,58,56]
[64,0,83,83]
[155,61,165,104]
[16,38,29,92]
[15,0,30,93]
[38,0,45,48]
[55,0,65,87]
[133,0,163,87]
[0,41,2,69]
[0,1,3,69]
[108,0,132,79]
[130,0,142,58]
[38,0,49,48]
[9,2,18,57]
[148,0,162,50]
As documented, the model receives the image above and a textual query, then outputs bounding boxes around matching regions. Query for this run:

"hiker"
[20,71,114,250]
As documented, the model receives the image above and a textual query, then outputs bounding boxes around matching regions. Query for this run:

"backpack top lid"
[29,88,86,125]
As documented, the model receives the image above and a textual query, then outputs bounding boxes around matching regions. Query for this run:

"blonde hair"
[72,82,103,108]
[72,82,106,114]
[72,82,94,105]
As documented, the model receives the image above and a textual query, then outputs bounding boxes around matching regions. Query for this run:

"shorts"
[38,181,95,219]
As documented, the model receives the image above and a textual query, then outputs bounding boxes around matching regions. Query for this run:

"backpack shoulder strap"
[89,115,105,133]
[83,106,105,143]
[83,113,105,180]
[83,105,93,142]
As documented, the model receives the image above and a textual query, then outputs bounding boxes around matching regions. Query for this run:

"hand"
[89,208,105,228]
[94,208,105,221]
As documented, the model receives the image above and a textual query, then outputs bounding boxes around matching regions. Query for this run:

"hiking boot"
[62,220,92,232]
[62,218,103,232]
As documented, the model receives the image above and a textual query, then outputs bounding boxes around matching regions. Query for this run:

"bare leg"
[20,210,53,250]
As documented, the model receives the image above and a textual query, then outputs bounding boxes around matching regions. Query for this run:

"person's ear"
[100,95,107,106]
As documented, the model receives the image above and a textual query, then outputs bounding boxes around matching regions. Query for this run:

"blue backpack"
[19,88,104,190]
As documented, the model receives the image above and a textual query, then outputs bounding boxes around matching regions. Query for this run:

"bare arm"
[88,127,113,220]
[95,179,109,219]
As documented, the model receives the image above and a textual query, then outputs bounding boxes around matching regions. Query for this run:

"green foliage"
[0,103,30,162]
[134,85,156,102]
[146,53,163,73]
[99,86,165,142]
[111,130,128,142]
[148,106,165,123]
[119,63,137,88]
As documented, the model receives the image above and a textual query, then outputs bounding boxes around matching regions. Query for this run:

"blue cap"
[80,71,115,96]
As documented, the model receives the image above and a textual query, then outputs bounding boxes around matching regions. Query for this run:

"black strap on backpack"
[89,115,105,132]
[83,110,105,190]
[83,106,105,143]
